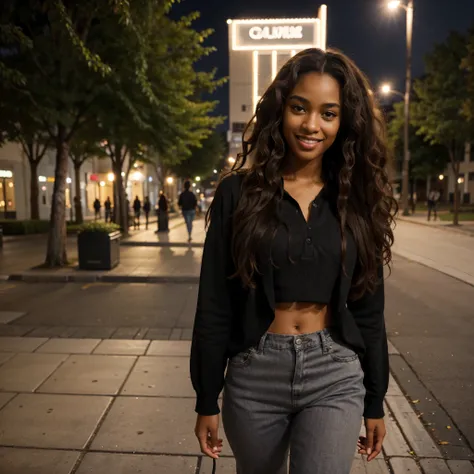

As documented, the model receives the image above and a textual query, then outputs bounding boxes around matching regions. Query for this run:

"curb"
[4,273,200,284]
[397,217,474,238]
[121,241,204,248]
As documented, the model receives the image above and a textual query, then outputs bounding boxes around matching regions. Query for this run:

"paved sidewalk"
[397,214,474,237]
[393,220,474,286]
[0,337,472,474]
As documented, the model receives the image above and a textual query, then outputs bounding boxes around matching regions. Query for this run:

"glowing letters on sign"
[249,25,303,41]
[0,170,13,178]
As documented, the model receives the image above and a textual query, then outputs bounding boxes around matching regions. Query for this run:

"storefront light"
[41,186,47,191]
[100,181,106,187]
[66,177,72,184]
[38,176,47,182]
[121,172,125,177]
[0,170,13,178]
[438,174,444,181]
[8,182,13,188]
[107,172,115,182]
[148,176,153,182]
[132,171,143,182]
[166,176,174,184]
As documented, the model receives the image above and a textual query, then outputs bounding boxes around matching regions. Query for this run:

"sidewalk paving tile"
[75,453,197,474]
[36,338,101,354]
[390,458,422,473]
[170,328,183,340]
[420,459,452,474]
[0,336,47,352]
[386,394,443,458]
[0,447,79,474]
[121,356,194,397]
[0,393,112,449]
[0,352,14,366]
[144,328,172,340]
[28,326,75,338]
[382,401,412,457]
[447,460,474,474]
[37,354,136,395]
[0,311,26,324]
[0,353,68,392]
[110,327,142,339]
[0,325,34,337]
[351,457,391,474]
[146,340,191,357]
[93,339,150,356]
[0,392,15,409]
[69,326,117,339]
[201,457,236,474]
[91,397,233,456]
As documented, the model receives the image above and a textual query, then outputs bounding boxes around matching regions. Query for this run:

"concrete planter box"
[78,230,121,270]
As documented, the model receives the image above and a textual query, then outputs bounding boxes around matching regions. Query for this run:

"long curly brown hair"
[214,48,397,299]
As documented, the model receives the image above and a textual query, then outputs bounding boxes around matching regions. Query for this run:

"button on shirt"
[271,187,341,304]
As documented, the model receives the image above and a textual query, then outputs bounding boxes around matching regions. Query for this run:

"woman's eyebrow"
[288,95,340,109]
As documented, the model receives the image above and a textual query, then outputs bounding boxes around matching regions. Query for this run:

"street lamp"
[228,156,236,165]
[380,83,405,98]
[388,0,414,216]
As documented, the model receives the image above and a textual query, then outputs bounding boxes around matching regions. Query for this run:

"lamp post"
[388,0,414,216]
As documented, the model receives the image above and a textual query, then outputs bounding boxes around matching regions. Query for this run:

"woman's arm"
[347,263,389,419]
[190,176,238,415]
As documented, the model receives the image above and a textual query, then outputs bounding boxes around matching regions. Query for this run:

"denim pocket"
[328,339,358,363]
[228,346,257,368]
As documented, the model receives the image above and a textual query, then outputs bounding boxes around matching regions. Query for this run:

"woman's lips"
[296,136,324,151]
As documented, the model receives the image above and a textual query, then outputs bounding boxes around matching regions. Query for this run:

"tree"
[461,26,474,123]
[69,125,107,224]
[169,132,226,180]
[387,101,449,182]
[412,31,473,225]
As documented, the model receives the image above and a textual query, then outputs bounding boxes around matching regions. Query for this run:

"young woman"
[190,48,397,474]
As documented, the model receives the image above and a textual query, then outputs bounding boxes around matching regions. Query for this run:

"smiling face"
[282,72,342,165]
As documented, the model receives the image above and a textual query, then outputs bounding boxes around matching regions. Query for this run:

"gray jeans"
[222,328,365,474]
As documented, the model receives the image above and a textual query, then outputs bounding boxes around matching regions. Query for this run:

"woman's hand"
[195,414,223,459]
[357,418,386,462]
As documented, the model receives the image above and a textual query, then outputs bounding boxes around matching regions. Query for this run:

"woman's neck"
[282,156,324,184]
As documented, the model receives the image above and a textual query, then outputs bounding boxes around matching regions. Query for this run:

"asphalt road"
[0,253,473,453]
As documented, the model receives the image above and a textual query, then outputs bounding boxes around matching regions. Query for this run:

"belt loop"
[258,332,267,354]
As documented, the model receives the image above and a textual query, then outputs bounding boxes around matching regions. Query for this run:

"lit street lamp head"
[381,84,392,94]
[388,1,401,10]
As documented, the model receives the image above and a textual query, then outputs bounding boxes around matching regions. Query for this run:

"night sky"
[171,0,474,127]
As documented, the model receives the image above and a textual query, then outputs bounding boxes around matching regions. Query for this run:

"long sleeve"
[190,176,237,415]
[347,263,388,419]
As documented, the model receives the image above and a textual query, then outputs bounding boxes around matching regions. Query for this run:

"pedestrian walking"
[133,195,141,229]
[104,197,112,223]
[93,198,101,220]
[143,196,151,229]
[156,192,169,233]
[427,189,441,221]
[190,48,397,474]
[178,180,197,243]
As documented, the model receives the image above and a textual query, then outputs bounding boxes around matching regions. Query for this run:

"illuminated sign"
[232,19,320,51]
[0,170,13,178]
[249,26,303,41]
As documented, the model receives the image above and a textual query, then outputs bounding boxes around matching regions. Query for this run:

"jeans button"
[295,338,302,345]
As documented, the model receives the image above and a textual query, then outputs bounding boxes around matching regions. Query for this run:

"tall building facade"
[227,6,328,162]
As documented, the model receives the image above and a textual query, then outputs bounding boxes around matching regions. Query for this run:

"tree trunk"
[449,148,460,226]
[112,159,128,234]
[45,125,69,266]
[74,162,83,224]
[30,160,40,220]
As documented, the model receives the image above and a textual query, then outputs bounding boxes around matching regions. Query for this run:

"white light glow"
[148,176,153,182]
[38,175,47,182]
[381,84,392,95]
[388,1,401,10]
[66,177,72,184]
[291,50,296,57]
[438,174,444,181]
[227,19,233,24]
[107,172,115,182]
[196,189,201,193]
[192,183,196,187]
[166,176,174,185]
[41,186,47,191]
[0,170,13,179]
[99,181,106,187]
[458,177,464,184]
[253,50,259,113]
[228,157,236,165]
[213,169,218,174]
[8,182,13,188]
[195,176,201,182]
[132,171,143,182]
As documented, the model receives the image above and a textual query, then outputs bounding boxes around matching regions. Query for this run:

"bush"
[77,222,120,234]
[0,220,50,235]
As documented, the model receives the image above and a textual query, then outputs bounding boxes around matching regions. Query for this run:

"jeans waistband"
[257,328,335,352]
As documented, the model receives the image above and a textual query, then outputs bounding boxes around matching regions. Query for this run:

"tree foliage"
[412,31,473,225]
[0,0,225,263]
[169,132,226,180]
